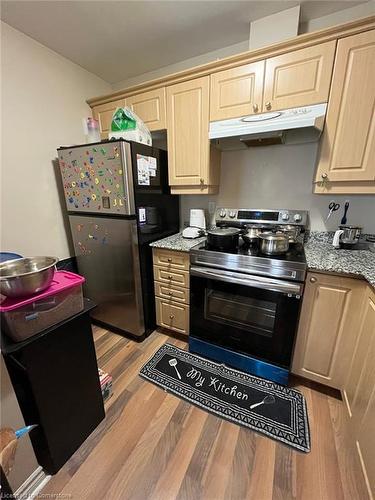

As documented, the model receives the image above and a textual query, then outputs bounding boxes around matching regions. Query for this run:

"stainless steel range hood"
[209,103,327,150]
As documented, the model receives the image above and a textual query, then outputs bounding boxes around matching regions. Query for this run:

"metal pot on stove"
[276,225,301,244]
[241,224,268,245]
[206,227,241,251]
[259,232,289,255]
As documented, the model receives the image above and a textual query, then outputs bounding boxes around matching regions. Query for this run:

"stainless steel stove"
[189,208,309,385]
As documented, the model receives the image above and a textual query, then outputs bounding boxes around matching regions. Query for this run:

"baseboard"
[14,466,50,499]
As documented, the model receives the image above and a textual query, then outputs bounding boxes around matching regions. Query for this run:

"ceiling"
[1,0,368,84]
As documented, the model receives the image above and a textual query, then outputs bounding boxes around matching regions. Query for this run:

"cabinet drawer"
[153,266,189,288]
[154,281,189,304]
[155,297,189,335]
[153,248,190,271]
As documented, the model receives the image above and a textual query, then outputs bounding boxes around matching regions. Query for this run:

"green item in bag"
[111,108,137,132]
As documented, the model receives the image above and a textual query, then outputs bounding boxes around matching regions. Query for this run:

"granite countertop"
[150,232,375,288]
[304,239,375,288]
[150,232,206,252]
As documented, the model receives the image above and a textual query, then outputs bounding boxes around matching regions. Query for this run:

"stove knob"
[228,211,236,218]
[281,213,289,221]
[219,209,226,218]
[294,213,302,222]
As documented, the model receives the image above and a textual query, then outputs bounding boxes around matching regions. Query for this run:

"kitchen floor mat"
[139,343,310,452]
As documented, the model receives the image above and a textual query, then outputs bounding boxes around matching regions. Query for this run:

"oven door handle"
[190,266,303,295]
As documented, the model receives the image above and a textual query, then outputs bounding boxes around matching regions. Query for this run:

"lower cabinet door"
[341,286,375,499]
[292,272,366,388]
[355,387,375,498]
[155,297,189,335]
[343,287,375,419]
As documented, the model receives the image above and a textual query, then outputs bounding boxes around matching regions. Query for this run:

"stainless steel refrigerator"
[57,139,179,338]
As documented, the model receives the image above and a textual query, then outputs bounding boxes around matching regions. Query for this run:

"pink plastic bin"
[0,271,85,342]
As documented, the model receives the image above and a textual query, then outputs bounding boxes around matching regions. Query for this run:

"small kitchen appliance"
[189,207,308,385]
[189,209,206,229]
[57,139,179,338]
[182,209,206,239]
[333,225,362,248]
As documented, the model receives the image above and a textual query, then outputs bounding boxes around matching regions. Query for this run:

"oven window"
[204,289,276,337]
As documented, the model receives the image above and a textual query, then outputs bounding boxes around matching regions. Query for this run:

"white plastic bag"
[108,106,152,146]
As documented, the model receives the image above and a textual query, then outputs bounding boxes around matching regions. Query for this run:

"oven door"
[190,266,303,369]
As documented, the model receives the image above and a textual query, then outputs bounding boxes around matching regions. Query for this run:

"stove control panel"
[215,208,308,226]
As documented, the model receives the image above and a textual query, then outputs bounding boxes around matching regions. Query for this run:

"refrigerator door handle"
[131,220,145,330]
[120,141,135,216]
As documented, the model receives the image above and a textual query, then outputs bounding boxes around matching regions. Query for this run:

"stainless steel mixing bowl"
[0,256,58,298]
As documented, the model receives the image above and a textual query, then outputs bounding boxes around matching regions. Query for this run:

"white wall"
[112,40,249,91]
[300,1,375,33]
[112,3,375,92]
[1,22,112,259]
[0,357,40,491]
[180,143,375,233]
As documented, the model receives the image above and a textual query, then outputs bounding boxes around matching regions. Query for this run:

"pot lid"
[208,228,240,236]
[259,232,288,241]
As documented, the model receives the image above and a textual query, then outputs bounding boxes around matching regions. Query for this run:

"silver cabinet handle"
[310,277,317,283]
[169,315,174,319]
[167,258,172,262]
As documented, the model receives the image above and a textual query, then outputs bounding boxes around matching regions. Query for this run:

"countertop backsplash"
[179,144,375,234]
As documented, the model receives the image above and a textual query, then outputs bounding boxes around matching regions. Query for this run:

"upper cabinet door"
[210,61,265,121]
[126,88,166,131]
[263,41,336,112]
[166,77,210,186]
[315,30,375,185]
[92,98,126,140]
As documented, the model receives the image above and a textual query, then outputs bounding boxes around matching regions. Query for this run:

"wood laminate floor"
[39,327,369,500]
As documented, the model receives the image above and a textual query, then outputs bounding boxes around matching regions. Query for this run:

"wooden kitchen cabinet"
[126,88,166,131]
[153,266,189,288]
[92,98,126,140]
[343,286,375,419]
[263,41,336,112]
[153,248,190,335]
[166,77,221,194]
[355,387,375,497]
[210,61,265,121]
[314,30,375,194]
[152,247,189,271]
[155,297,189,335]
[292,272,366,389]
[342,285,375,498]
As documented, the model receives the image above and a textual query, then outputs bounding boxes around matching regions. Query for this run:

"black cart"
[1,299,105,475]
